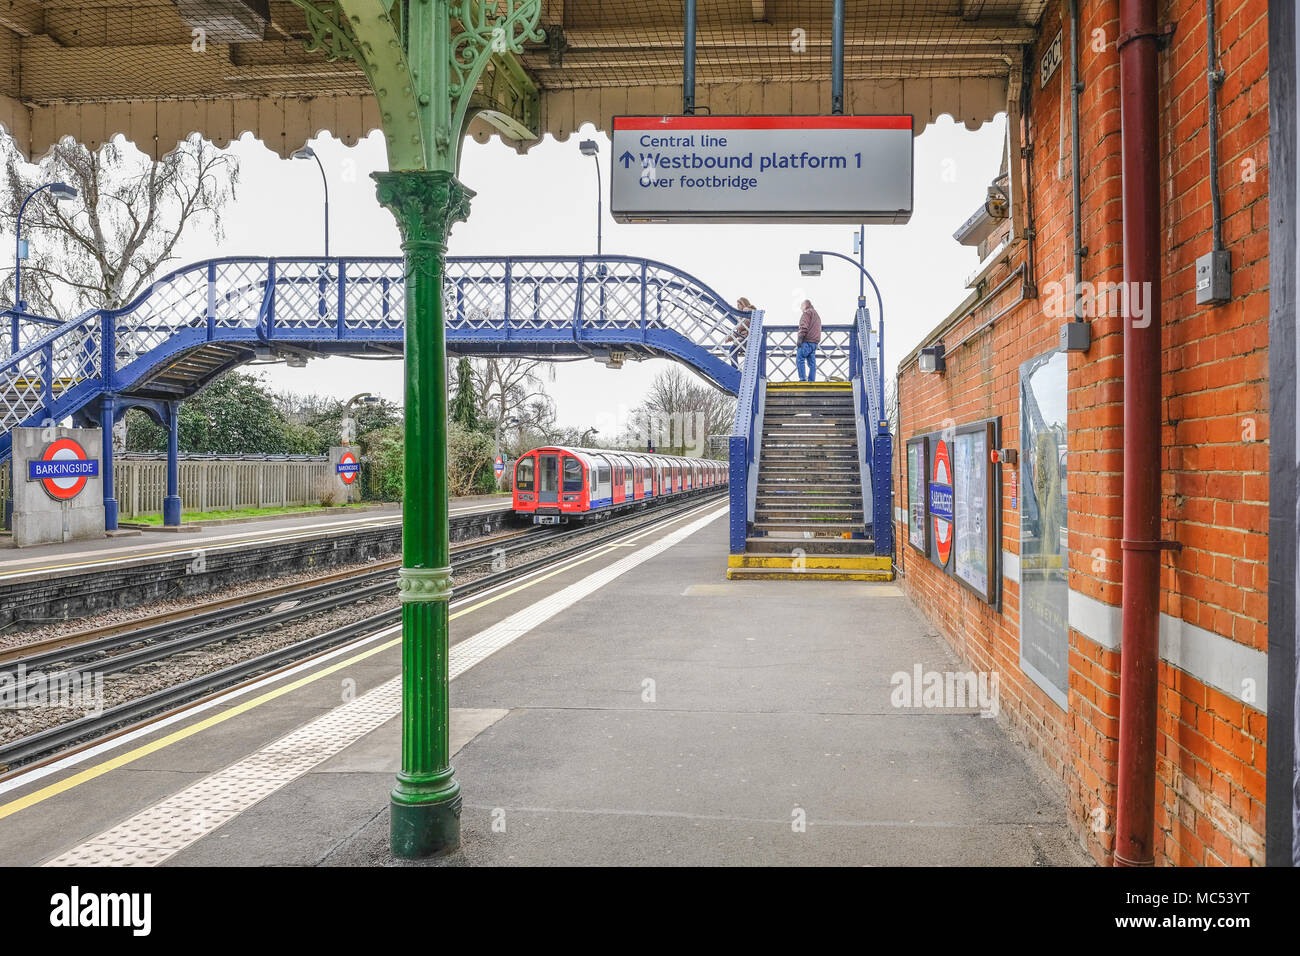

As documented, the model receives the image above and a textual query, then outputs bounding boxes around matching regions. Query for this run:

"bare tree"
[885,376,899,434]
[1,133,239,318]
[624,364,735,457]
[468,356,558,438]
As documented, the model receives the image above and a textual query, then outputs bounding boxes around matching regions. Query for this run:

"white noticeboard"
[610,115,914,224]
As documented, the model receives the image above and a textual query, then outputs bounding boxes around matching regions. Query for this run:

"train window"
[597,464,610,490]
[540,455,559,493]
[563,457,583,492]
[515,457,534,491]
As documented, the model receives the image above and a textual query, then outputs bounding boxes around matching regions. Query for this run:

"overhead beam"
[0,0,43,37]
[539,18,1037,49]
[522,48,1022,73]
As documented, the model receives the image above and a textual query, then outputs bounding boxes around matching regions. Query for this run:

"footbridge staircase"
[727,308,894,580]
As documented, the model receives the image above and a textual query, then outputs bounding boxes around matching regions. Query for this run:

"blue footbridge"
[1,254,890,554]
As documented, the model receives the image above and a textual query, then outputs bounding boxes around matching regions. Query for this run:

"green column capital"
[373,170,474,250]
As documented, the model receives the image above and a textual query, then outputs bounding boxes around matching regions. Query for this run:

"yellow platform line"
[0,503,719,822]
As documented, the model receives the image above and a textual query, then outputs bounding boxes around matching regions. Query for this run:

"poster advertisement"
[953,428,989,595]
[1019,349,1069,705]
[907,438,928,552]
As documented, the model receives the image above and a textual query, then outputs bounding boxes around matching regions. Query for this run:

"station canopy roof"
[0,0,1047,160]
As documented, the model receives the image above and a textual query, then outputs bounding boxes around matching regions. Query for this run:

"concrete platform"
[0,499,1090,867]
[0,496,509,581]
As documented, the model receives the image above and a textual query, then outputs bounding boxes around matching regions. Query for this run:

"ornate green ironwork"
[446,1,545,151]
[469,51,541,143]
[397,566,456,603]
[292,0,542,170]
[291,0,427,169]
[292,0,541,860]
[373,168,474,857]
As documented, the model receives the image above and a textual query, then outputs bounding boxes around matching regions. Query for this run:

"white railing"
[114,456,332,519]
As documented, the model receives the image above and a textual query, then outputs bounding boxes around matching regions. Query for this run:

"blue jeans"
[796,341,818,381]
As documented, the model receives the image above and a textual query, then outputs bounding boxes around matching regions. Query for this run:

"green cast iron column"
[375,169,474,857]
[291,0,541,859]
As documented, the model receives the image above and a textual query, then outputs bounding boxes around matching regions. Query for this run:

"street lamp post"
[579,140,602,256]
[13,182,78,313]
[799,247,886,416]
[341,392,379,445]
[292,147,330,258]
[494,415,520,483]
[581,427,599,446]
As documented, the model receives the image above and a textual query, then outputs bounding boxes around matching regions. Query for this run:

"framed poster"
[906,437,929,554]
[1019,349,1070,707]
[953,421,998,602]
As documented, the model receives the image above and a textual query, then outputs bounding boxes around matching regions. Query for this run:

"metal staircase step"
[725,565,893,582]
[752,519,863,534]
[755,509,865,521]
[745,535,875,555]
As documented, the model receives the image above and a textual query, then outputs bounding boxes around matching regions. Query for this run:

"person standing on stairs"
[725,297,756,368]
[796,299,822,382]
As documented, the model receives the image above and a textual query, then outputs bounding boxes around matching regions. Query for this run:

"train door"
[538,452,560,505]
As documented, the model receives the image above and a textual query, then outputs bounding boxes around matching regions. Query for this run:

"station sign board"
[610,115,913,224]
[494,455,505,478]
[28,437,99,501]
[335,451,359,485]
[929,438,954,568]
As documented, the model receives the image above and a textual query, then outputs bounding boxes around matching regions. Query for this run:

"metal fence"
[763,325,853,382]
[2,455,330,518]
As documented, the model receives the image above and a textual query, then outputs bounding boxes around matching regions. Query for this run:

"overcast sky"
[22,115,1007,429]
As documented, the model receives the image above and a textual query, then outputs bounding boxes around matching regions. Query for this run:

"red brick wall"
[894,0,1269,866]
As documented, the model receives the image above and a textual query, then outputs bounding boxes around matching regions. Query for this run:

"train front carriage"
[513,446,591,524]
[514,446,723,524]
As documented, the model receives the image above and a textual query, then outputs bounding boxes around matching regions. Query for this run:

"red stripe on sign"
[613,115,912,132]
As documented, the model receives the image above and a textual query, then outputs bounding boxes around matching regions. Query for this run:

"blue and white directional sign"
[610,115,913,224]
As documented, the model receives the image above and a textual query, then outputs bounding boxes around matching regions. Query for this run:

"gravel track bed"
[0,555,397,653]
[0,497,721,747]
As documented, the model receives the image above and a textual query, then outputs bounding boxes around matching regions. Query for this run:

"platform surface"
[0,501,1089,867]
[0,496,509,582]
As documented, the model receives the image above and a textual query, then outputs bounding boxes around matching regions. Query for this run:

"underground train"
[512,446,727,524]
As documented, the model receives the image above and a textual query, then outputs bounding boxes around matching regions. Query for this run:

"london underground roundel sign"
[929,439,954,567]
[336,451,359,485]
[29,438,99,501]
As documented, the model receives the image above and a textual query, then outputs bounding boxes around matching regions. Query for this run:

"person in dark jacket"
[796,299,822,382]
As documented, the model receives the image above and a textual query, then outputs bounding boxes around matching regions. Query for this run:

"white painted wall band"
[1068,588,1267,707]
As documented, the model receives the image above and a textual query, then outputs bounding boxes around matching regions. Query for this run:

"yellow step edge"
[767,382,851,390]
[728,554,891,570]
[725,569,895,581]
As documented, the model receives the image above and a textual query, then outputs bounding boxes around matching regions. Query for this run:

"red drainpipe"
[1114,0,1162,867]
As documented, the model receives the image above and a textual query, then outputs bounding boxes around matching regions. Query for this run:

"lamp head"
[919,343,946,374]
[48,182,78,201]
[292,147,317,161]
[799,253,824,277]
[579,139,599,157]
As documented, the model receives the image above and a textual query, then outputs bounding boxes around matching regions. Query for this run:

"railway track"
[0,492,726,771]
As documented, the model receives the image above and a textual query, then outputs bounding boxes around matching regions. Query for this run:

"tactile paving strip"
[45,505,726,866]
[46,679,401,867]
